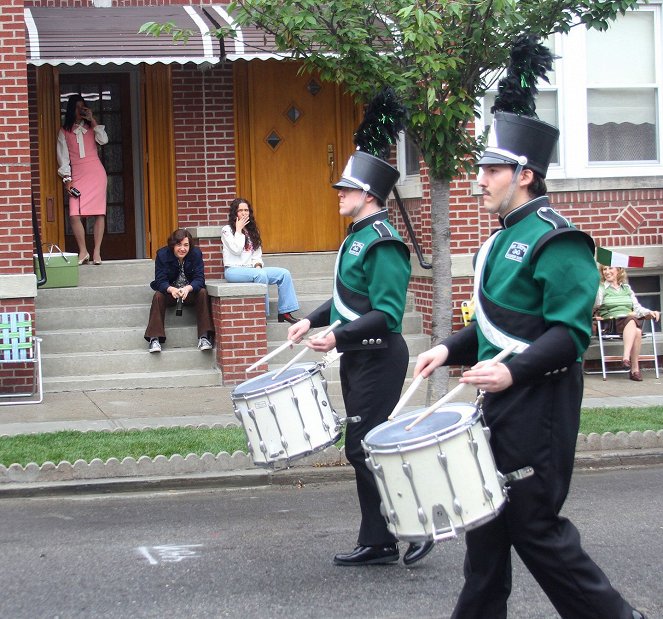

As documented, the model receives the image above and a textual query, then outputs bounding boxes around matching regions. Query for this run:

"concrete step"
[36,284,154,308]
[34,252,429,394]
[39,325,200,354]
[43,368,222,392]
[41,348,216,378]
[76,259,154,286]
[37,304,166,330]
[261,252,336,277]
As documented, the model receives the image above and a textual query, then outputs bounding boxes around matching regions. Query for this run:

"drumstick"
[245,339,296,373]
[405,344,517,431]
[388,373,425,420]
[271,320,342,380]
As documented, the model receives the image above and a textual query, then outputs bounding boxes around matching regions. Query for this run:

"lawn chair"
[0,312,43,405]
[584,315,659,381]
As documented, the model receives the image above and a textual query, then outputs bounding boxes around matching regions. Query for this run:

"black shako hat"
[478,111,559,178]
[332,150,400,205]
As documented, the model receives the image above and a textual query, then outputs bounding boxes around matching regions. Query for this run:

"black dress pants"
[340,332,408,546]
[451,364,636,619]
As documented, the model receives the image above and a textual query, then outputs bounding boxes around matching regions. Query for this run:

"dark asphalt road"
[0,465,661,618]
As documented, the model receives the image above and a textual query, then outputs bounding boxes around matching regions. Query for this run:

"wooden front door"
[59,75,136,259]
[235,61,359,253]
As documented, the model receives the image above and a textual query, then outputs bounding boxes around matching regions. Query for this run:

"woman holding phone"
[57,94,109,265]
[221,197,300,323]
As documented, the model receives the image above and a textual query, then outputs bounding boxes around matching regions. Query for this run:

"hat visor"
[332,178,364,191]
[477,152,519,167]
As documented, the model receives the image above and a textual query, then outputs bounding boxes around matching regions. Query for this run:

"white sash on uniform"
[472,232,530,354]
[332,240,360,322]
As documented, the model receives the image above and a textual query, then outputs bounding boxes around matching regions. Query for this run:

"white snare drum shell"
[232,363,341,466]
[363,403,505,542]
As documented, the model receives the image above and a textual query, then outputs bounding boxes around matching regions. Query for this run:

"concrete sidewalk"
[0,369,661,437]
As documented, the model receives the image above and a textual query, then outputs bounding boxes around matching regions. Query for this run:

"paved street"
[0,465,661,618]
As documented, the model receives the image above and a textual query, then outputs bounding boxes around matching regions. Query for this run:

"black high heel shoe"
[278,312,299,324]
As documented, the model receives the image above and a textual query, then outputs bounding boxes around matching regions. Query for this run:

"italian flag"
[596,246,645,269]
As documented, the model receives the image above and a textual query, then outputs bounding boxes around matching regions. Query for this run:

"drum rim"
[231,363,319,398]
[363,403,481,452]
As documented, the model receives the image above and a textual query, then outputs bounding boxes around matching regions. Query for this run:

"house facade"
[1,0,661,392]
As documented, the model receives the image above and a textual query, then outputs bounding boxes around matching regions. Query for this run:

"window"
[586,11,658,163]
[630,274,662,331]
[396,132,422,198]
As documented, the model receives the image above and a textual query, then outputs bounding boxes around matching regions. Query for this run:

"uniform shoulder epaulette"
[372,220,396,238]
[536,206,571,229]
[532,207,594,260]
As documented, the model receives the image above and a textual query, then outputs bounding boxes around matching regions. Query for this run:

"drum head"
[364,403,477,448]
[232,362,317,397]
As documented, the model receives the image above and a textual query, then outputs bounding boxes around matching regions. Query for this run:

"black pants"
[340,333,408,546]
[451,364,636,619]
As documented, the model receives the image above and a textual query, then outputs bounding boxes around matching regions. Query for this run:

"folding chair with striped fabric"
[0,312,43,405]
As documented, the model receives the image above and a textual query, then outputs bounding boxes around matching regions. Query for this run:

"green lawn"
[0,406,660,467]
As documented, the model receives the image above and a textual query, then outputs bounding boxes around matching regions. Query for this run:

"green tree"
[144,0,639,397]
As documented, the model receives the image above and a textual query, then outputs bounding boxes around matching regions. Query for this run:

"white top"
[221,224,264,268]
[56,122,109,178]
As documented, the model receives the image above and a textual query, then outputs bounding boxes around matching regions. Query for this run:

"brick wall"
[172,65,237,281]
[212,295,267,385]
[0,0,38,394]
[0,0,33,279]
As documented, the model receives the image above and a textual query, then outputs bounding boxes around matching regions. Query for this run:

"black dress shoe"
[333,544,399,566]
[278,312,299,324]
[403,541,435,566]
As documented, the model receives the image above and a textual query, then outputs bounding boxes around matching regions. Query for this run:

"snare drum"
[231,363,341,467]
[363,403,506,542]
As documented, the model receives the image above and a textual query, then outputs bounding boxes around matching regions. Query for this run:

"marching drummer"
[412,37,647,619]
[287,150,431,567]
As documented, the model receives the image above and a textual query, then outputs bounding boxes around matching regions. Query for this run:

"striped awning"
[203,5,293,61]
[24,6,222,66]
[24,5,294,67]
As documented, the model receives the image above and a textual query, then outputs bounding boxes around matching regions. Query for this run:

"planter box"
[34,251,79,288]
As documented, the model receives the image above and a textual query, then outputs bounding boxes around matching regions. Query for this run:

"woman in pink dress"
[57,94,109,265]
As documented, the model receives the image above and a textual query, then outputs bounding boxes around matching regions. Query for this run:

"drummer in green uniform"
[413,36,648,619]
[288,150,430,566]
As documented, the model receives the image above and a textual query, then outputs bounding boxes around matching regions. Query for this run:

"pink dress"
[57,123,108,217]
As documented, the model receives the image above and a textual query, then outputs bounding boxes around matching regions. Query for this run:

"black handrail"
[32,197,47,287]
[392,186,432,270]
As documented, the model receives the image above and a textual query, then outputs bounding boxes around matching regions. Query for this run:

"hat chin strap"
[497,157,528,217]
[350,189,369,219]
